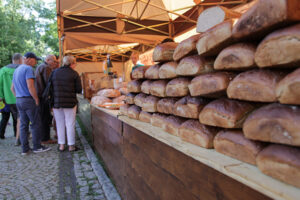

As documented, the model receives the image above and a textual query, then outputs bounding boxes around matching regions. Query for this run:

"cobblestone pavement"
[0,117,109,200]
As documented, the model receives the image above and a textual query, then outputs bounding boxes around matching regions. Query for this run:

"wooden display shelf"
[117,115,300,200]
[90,105,300,200]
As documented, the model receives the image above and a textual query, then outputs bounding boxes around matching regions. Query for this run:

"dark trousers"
[16,97,42,152]
[9,104,18,136]
[39,98,52,141]
[0,111,10,138]
[0,104,18,137]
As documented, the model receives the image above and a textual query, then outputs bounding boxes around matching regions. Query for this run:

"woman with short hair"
[51,55,82,151]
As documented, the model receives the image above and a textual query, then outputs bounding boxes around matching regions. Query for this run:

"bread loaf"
[255,24,300,68]
[176,55,214,76]
[127,105,141,119]
[189,72,235,97]
[196,6,241,33]
[214,130,265,165]
[276,68,300,105]
[214,43,256,70]
[151,113,168,128]
[125,93,136,104]
[134,93,148,107]
[141,80,152,94]
[227,69,285,102]
[112,95,126,103]
[139,111,152,123]
[166,78,190,97]
[179,119,219,149]
[173,96,207,119]
[157,98,178,114]
[243,103,300,146]
[232,0,300,39]
[142,95,160,113]
[158,62,178,79]
[149,80,169,97]
[120,104,130,116]
[91,96,112,106]
[199,98,255,128]
[145,64,160,79]
[153,42,178,62]
[256,144,300,188]
[119,87,128,95]
[163,116,186,136]
[127,80,142,93]
[173,34,202,61]
[196,19,235,57]
[132,65,150,79]
[97,89,121,98]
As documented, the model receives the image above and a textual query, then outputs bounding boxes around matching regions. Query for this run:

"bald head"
[45,55,58,69]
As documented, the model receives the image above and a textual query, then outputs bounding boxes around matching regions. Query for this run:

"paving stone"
[0,118,111,200]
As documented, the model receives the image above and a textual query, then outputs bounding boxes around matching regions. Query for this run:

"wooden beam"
[116,14,126,34]
[139,0,197,23]
[138,0,150,20]
[141,4,196,20]
[124,22,169,34]
[129,0,138,17]
[64,15,116,33]
[64,18,116,31]
[64,0,135,16]
[121,18,169,35]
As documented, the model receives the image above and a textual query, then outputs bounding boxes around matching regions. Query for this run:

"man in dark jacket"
[35,55,58,144]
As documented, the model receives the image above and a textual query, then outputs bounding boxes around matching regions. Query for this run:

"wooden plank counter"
[90,105,300,200]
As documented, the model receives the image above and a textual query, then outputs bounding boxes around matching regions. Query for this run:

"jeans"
[16,97,42,152]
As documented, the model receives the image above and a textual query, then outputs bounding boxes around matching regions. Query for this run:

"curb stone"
[75,122,122,200]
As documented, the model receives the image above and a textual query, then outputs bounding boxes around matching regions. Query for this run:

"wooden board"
[118,116,300,200]
[123,123,269,200]
[91,106,124,196]
[90,105,300,200]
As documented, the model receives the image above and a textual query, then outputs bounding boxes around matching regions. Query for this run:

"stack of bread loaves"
[91,88,126,108]
[120,0,300,188]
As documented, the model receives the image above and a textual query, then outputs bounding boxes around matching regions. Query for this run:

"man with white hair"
[35,54,58,144]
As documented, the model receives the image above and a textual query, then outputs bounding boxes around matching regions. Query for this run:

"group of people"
[0,52,82,155]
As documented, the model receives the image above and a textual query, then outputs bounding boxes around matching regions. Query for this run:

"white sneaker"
[33,146,51,153]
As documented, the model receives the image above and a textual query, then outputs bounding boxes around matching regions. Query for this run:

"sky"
[43,0,56,8]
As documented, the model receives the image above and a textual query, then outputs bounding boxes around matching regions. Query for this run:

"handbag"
[42,72,54,107]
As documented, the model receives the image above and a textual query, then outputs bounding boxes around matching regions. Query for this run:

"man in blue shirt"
[11,52,51,155]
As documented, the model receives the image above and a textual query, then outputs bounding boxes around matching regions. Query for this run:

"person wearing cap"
[35,55,58,144]
[11,52,51,155]
[0,53,22,143]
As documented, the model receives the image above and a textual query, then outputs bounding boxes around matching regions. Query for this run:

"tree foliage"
[0,0,58,67]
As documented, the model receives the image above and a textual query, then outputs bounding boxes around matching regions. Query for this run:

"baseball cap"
[24,52,41,61]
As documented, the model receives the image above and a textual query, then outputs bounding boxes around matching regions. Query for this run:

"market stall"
[60,0,300,199]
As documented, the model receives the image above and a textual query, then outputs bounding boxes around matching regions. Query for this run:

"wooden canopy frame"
[57,0,249,62]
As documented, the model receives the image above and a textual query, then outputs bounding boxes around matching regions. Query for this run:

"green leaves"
[0,0,58,67]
